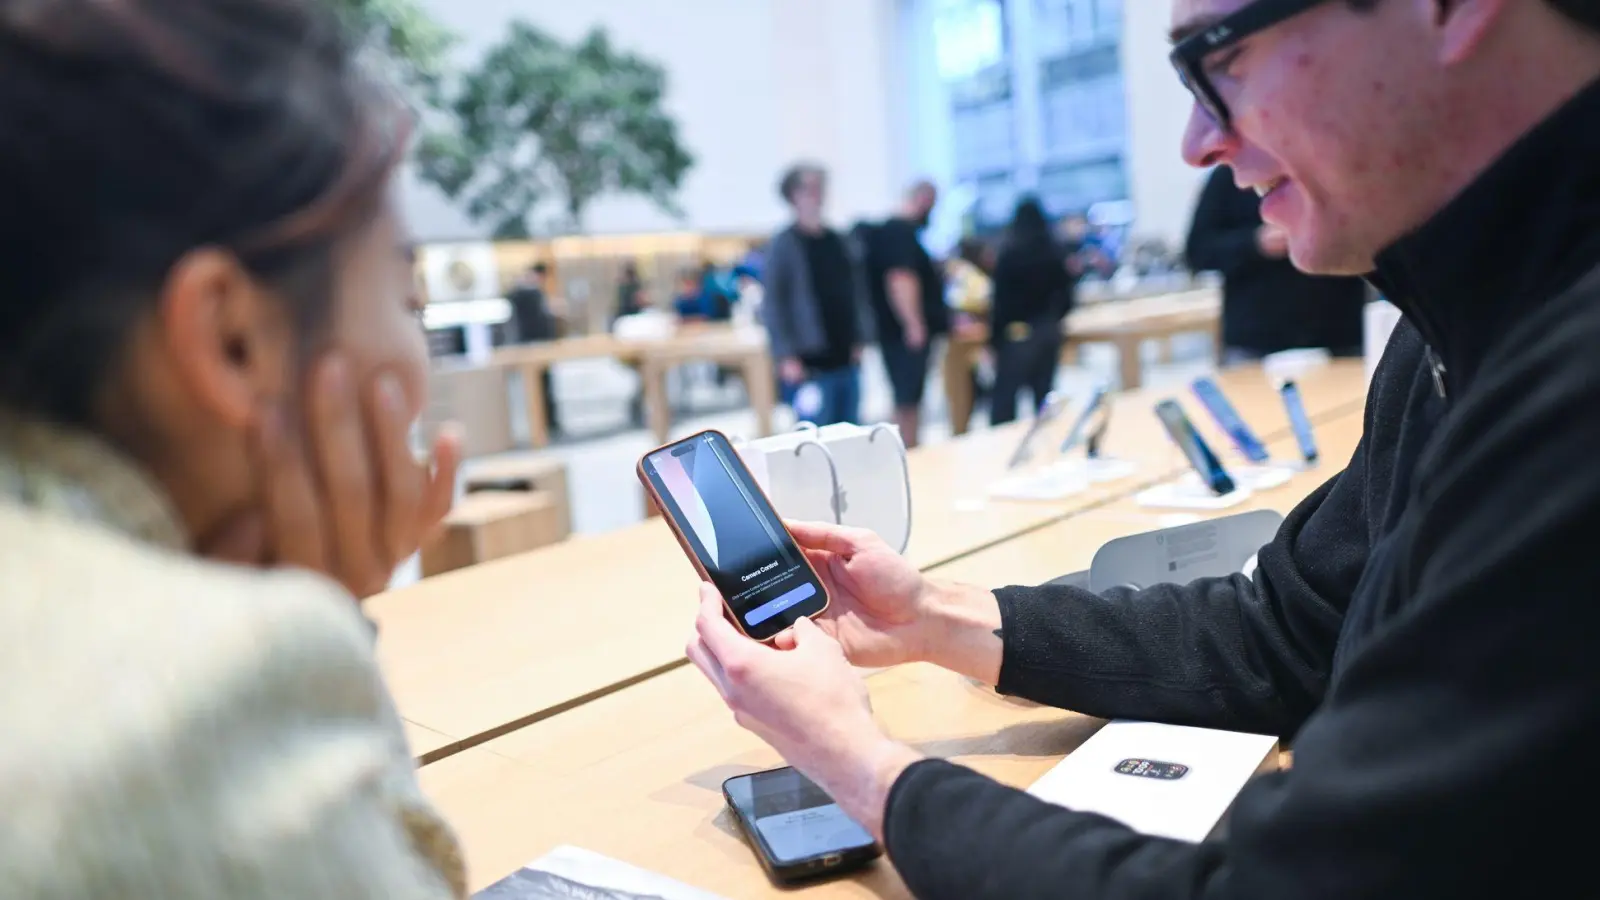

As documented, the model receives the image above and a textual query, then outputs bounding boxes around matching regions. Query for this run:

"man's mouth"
[1255,177,1288,198]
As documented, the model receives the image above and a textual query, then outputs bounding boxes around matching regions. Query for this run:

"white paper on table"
[474,845,730,900]
[1028,721,1279,843]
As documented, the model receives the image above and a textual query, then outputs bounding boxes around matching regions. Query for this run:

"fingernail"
[378,373,404,414]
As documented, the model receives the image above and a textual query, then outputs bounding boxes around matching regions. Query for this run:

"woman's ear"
[156,248,298,430]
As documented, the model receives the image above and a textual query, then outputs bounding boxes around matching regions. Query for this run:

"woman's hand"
[687,585,922,841]
[207,354,462,599]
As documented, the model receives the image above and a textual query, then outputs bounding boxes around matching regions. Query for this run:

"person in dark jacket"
[1187,164,1368,362]
[988,197,1074,425]
[684,2,1600,897]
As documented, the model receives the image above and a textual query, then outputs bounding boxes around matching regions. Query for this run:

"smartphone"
[1154,399,1237,496]
[637,429,829,642]
[1279,379,1319,465]
[1059,383,1110,456]
[723,767,881,884]
[1006,391,1069,470]
[1190,376,1271,463]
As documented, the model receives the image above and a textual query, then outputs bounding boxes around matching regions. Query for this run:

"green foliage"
[415,22,695,237]
[325,0,457,105]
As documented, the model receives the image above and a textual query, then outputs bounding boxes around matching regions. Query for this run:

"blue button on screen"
[743,582,818,627]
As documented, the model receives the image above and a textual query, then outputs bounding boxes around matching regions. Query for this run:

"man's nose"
[1181,102,1234,169]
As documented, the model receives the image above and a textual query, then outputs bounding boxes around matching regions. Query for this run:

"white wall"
[1120,0,1209,249]
[403,0,905,242]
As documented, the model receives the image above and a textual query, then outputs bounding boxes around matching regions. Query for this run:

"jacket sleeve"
[760,230,798,360]
[1184,166,1263,275]
[883,293,1600,899]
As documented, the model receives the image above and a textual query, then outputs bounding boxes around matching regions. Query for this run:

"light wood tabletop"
[418,422,1365,897]
[375,362,1367,762]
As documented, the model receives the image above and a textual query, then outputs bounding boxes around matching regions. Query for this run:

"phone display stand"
[1226,464,1295,491]
[988,462,1092,501]
[1135,474,1253,510]
[1073,455,1139,483]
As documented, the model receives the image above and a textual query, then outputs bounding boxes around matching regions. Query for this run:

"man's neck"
[795,217,824,235]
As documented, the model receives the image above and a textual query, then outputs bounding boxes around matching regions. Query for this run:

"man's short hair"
[778,163,825,204]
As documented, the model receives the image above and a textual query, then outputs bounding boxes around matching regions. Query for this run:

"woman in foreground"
[0,0,466,896]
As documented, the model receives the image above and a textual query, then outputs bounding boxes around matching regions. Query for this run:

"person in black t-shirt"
[863,180,945,448]
[505,262,560,435]
[761,163,871,426]
[988,196,1074,425]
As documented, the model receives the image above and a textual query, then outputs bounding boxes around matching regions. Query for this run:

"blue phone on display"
[1155,400,1238,496]
[1190,376,1271,463]
[1280,380,1319,465]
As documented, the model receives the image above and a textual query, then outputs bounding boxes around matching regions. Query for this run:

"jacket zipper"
[1426,348,1448,399]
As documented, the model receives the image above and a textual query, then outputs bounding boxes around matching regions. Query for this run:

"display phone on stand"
[1154,400,1238,496]
[636,430,829,642]
[723,766,881,884]
[1007,391,1069,470]
[1279,379,1319,465]
[1190,376,1271,463]
[1059,383,1112,458]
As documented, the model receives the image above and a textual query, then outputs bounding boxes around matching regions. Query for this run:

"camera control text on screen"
[642,432,827,640]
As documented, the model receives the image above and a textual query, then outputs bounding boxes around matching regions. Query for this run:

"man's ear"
[1433,0,1508,65]
[157,248,297,431]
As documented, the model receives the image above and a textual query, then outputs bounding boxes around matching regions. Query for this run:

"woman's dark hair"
[0,0,409,428]
[1003,196,1054,251]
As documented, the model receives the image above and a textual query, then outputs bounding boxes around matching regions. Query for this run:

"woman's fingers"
[308,356,383,592]
[370,372,421,565]
[255,405,327,573]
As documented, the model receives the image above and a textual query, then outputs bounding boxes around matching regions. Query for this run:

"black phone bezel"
[721,769,882,884]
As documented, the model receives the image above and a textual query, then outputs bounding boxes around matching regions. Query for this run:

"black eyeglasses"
[1169,0,1333,131]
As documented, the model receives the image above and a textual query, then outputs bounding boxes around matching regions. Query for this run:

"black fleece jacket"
[883,77,1600,899]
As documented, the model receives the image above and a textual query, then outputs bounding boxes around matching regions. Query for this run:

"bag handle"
[794,439,843,524]
[868,424,914,554]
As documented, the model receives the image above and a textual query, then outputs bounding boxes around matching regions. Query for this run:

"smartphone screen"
[639,430,827,641]
[724,767,879,877]
[1007,391,1068,470]
[1190,377,1270,463]
[1280,380,1319,464]
[1155,400,1237,495]
[1059,384,1110,455]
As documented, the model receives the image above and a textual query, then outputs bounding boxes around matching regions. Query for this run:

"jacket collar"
[1368,76,1600,396]
[0,414,187,551]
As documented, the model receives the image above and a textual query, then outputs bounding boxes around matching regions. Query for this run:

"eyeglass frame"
[1169,0,1335,131]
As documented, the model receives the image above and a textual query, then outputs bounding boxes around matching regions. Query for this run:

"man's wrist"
[917,581,1005,685]
[823,737,924,845]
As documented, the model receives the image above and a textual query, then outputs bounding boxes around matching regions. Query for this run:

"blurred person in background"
[0,0,471,895]
[1057,211,1114,280]
[506,261,562,435]
[762,163,870,426]
[615,260,645,320]
[862,180,947,448]
[988,197,1075,425]
[1187,165,1367,363]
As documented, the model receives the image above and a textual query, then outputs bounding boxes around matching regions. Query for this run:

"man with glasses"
[686,2,1600,896]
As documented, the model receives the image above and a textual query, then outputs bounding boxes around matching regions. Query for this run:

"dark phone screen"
[1191,377,1270,463]
[1155,400,1237,495]
[641,431,826,639]
[725,768,877,866]
[1280,381,1319,463]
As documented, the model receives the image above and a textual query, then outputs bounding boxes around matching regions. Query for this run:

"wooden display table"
[416,423,1363,896]
[489,325,776,449]
[945,287,1222,437]
[419,491,566,578]
[464,456,573,542]
[372,363,1366,762]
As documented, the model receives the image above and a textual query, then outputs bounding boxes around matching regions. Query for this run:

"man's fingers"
[696,584,754,667]
[256,406,326,572]
[786,520,873,556]
[686,636,732,702]
[370,372,421,565]
[309,356,381,584]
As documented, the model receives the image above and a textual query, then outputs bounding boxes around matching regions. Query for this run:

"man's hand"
[687,585,923,842]
[779,357,807,385]
[1257,223,1290,258]
[789,520,1007,683]
[211,354,463,599]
